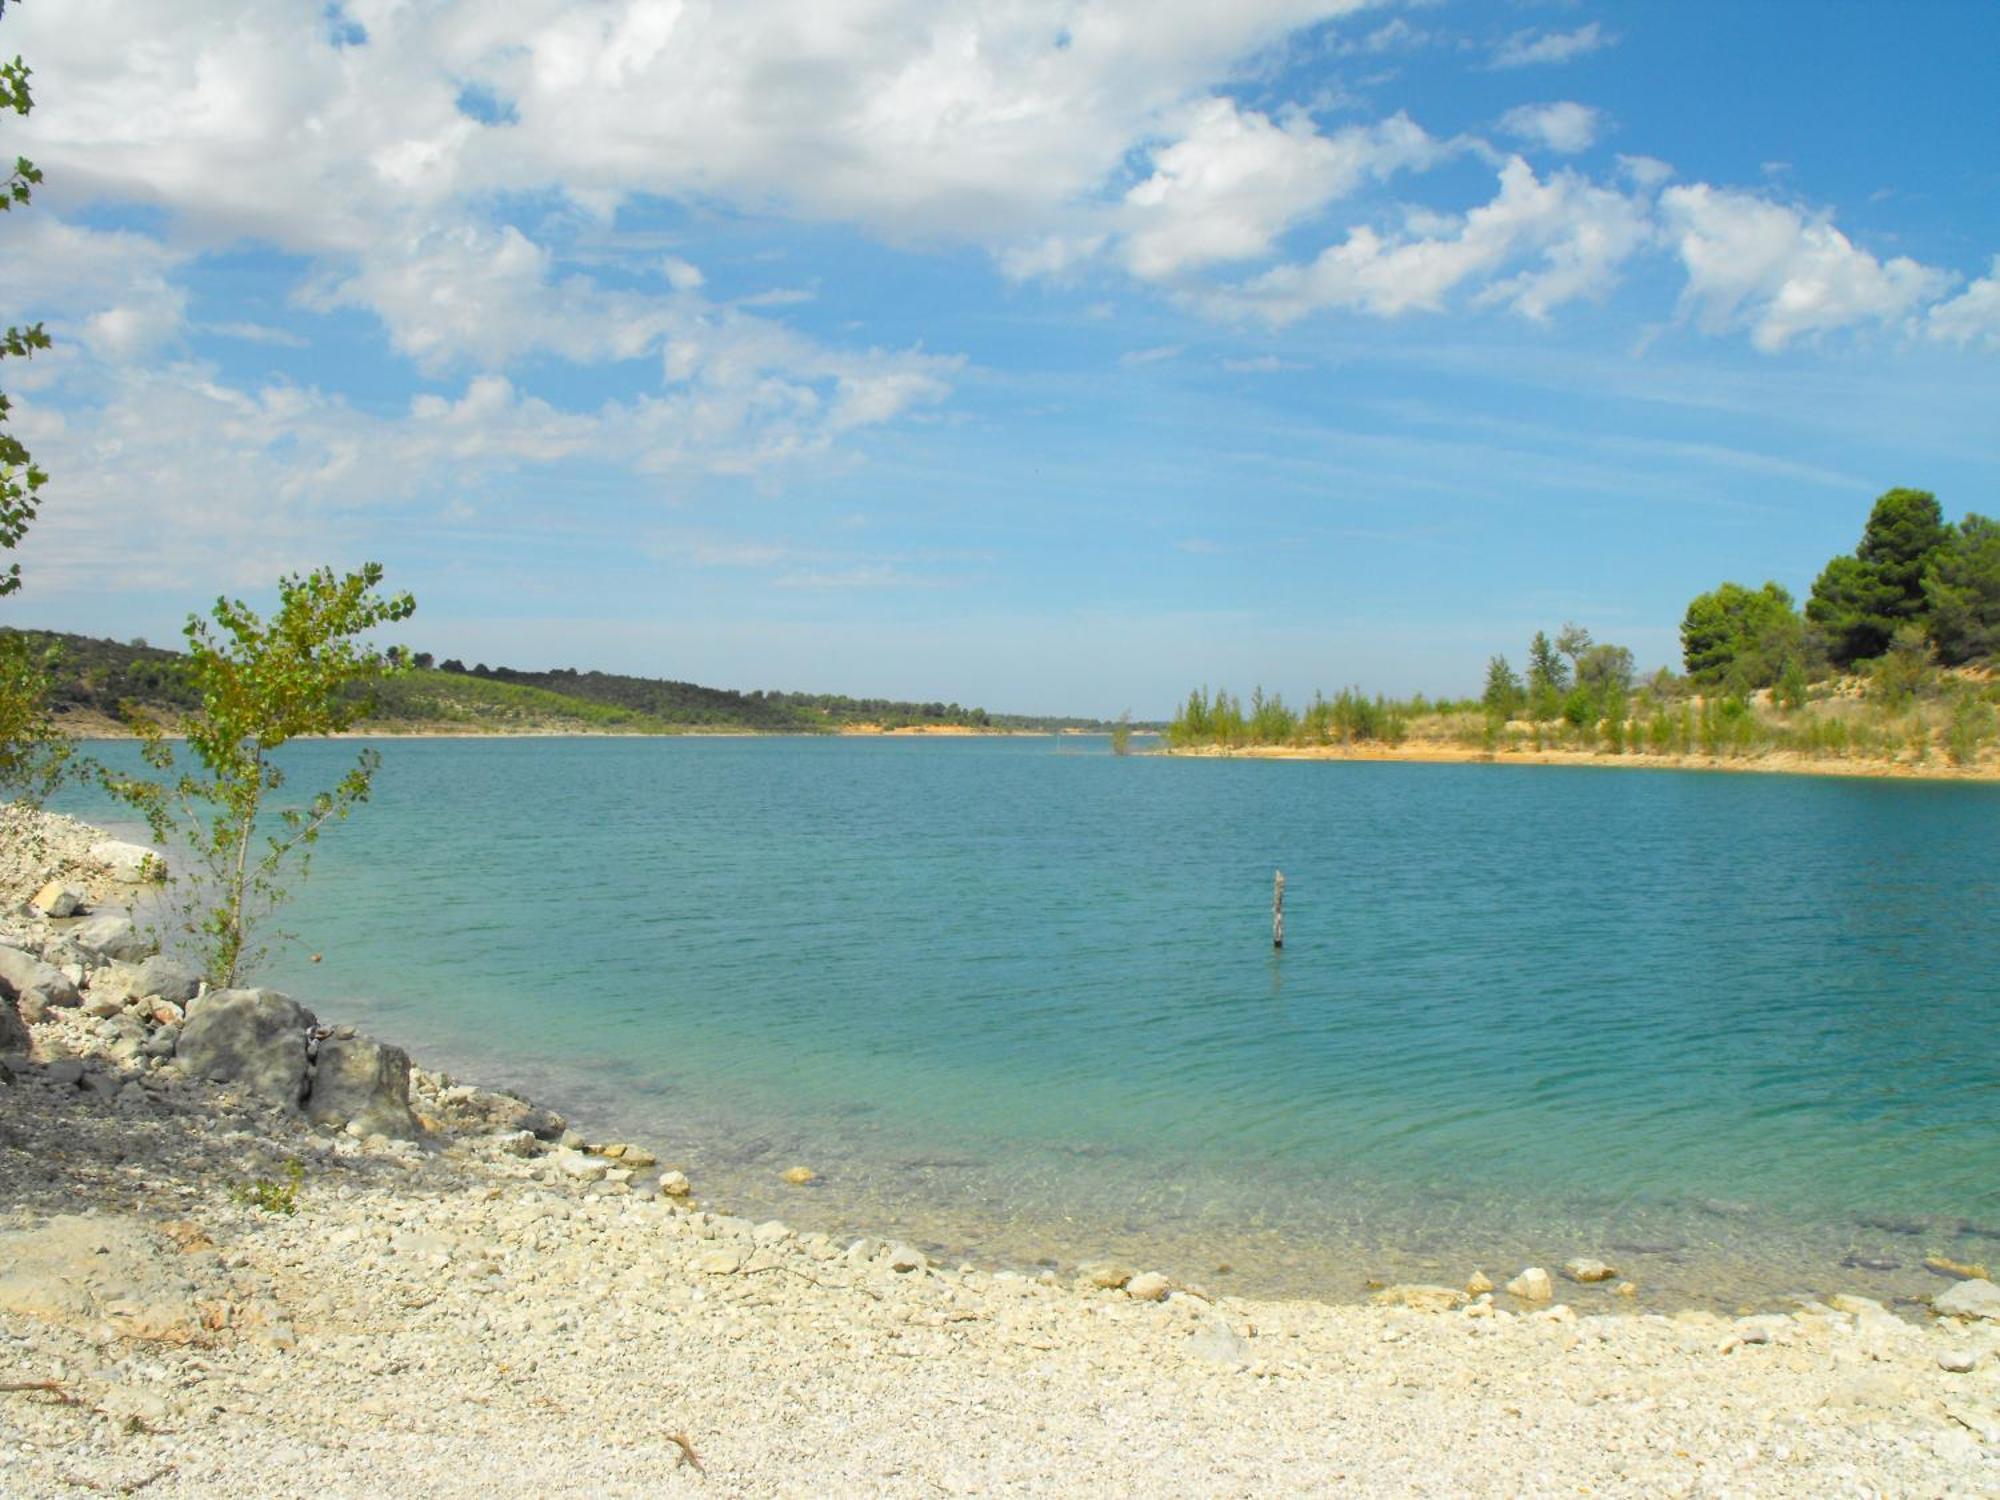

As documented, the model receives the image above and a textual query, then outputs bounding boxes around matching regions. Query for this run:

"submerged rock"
[1465,1270,1494,1296]
[1563,1257,1616,1284]
[1923,1254,1990,1282]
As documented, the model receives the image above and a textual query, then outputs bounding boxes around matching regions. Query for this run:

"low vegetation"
[1168,487,1999,772]
[228,1158,306,1217]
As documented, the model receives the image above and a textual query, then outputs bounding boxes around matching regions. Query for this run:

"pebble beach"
[1,803,1995,1497]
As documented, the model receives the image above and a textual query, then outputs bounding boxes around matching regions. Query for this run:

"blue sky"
[3,0,1996,716]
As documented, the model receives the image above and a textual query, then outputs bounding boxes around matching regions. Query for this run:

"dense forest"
[1168,488,1999,769]
[0,631,1123,734]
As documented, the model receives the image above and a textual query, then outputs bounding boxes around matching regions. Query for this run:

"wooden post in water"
[1272,869,1285,950]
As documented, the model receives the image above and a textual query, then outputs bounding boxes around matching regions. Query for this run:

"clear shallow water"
[55,737,2000,1310]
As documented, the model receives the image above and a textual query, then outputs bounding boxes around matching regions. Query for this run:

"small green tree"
[104,565,416,985]
[1168,686,1212,747]
[1526,631,1568,721]
[1248,684,1296,743]
[1554,622,1593,676]
[1481,655,1523,719]
[1575,642,1635,706]
[1110,710,1132,756]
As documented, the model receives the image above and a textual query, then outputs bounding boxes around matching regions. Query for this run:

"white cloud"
[998,232,1109,281]
[0,217,190,354]
[13,0,1383,251]
[1617,155,1674,190]
[1120,345,1183,367]
[1211,157,1651,325]
[1661,184,1955,351]
[1121,102,1440,279]
[1336,18,1431,56]
[1498,101,1602,155]
[1491,23,1614,69]
[203,321,310,348]
[7,0,1385,372]
[1221,354,1302,372]
[1926,256,2000,350]
[660,256,706,292]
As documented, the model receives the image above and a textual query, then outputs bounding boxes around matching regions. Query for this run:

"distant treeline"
[1167,487,1999,769]
[416,659,1124,731]
[1,631,1126,734]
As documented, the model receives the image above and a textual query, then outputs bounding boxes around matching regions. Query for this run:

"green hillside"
[4,630,1121,734]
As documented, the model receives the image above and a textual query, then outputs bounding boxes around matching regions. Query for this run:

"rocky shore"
[0,804,1995,1496]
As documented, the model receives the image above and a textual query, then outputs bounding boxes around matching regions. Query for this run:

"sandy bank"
[1164,739,2000,783]
[0,805,1994,1496]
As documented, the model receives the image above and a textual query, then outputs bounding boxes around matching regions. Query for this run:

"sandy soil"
[1163,739,2000,783]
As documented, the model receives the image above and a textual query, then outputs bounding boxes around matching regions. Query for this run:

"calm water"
[56,737,2000,1310]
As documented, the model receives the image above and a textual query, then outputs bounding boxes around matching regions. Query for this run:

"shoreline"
[1,804,1993,1492]
[52,710,1115,742]
[1162,738,2000,783]
[56,705,1992,781]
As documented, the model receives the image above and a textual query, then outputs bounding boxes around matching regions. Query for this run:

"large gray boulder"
[93,952,202,1012]
[308,1034,420,1138]
[0,945,79,1008]
[175,989,315,1108]
[127,954,200,1004]
[69,915,153,964]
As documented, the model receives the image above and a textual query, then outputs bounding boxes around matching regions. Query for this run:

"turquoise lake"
[55,737,2000,1309]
